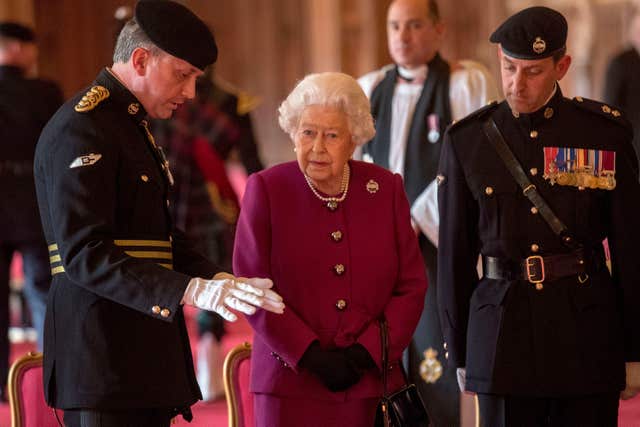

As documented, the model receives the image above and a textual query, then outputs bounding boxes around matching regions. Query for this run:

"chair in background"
[7,352,60,427]
[223,342,253,427]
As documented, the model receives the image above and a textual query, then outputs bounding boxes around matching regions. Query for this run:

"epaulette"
[448,100,499,132]
[236,91,261,115]
[213,76,261,115]
[571,96,629,128]
[74,86,110,113]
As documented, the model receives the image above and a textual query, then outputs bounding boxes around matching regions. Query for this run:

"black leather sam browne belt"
[483,249,591,291]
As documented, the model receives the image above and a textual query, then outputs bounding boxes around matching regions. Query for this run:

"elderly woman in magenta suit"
[233,72,427,426]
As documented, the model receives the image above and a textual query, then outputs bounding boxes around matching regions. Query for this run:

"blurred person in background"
[152,67,264,401]
[0,21,63,401]
[603,10,640,164]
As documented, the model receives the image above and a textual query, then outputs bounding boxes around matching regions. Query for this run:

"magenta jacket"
[233,160,427,400]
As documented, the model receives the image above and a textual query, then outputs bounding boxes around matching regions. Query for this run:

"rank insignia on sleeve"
[419,347,443,384]
[69,153,102,169]
[74,86,110,112]
[543,147,616,190]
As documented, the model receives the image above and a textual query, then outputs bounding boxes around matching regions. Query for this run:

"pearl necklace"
[304,164,350,211]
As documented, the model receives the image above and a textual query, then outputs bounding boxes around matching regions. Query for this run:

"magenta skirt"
[253,393,379,427]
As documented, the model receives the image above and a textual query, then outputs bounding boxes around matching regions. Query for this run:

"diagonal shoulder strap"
[482,118,580,250]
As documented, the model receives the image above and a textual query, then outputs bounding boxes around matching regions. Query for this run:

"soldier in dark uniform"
[0,21,63,400]
[438,6,640,426]
[33,2,284,426]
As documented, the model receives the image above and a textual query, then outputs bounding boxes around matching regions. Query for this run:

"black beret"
[0,22,35,42]
[490,6,567,60]
[135,0,217,70]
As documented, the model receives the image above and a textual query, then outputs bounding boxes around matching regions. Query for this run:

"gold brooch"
[533,37,546,54]
[74,86,110,112]
[366,179,379,194]
[419,348,443,384]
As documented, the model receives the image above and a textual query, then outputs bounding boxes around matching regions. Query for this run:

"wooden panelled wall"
[0,0,636,165]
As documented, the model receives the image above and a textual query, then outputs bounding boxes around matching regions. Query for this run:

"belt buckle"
[525,255,545,290]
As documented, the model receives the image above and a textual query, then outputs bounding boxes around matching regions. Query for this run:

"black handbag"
[374,317,429,427]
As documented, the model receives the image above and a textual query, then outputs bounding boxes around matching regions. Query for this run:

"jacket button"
[141,174,149,182]
[331,231,343,242]
[485,186,494,196]
[530,130,538,139]
[530,207,538,215]
[151,305,161,314]
[160,308,171,318]
[530,168,538,176]
[336,299,347,310]
[443,342,448,350]
[531,244,540,253]
[334,264,345,275]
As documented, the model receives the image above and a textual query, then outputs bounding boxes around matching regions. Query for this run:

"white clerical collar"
[397,64,428,82]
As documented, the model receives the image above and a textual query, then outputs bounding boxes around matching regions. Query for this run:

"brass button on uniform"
[612,110,621,117]
[530,130,538,139]
[530,207,539,214]
[544,107,554,119]
[485,186,494,196]
[336,299,347,310]
[602,105,611,114]
[160,308,171,318]
[152,305,161,314]
[334,264,345,275]
[531,244,540,253]
[443,342,448,350]
[141,174,149,182]
[530,168,538,176]
[166,200,170,207]
[331,231,343,242]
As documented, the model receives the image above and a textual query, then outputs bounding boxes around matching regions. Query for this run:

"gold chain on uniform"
[140,119,175,185]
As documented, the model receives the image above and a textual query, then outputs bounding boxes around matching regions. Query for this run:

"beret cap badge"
[533,37,546,54]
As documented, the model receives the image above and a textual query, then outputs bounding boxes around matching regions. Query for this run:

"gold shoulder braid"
[74,86,110,112]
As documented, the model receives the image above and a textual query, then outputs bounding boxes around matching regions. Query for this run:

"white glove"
[621,362,640,400]
[456,367,466,393]
[182,272,284,322]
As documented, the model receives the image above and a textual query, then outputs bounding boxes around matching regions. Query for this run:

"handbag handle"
[379,316,389,397]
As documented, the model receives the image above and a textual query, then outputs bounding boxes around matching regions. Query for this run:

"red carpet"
[1,260,639,426]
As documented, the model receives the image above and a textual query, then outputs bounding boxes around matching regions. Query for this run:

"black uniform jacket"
[34,68,218,410]
[0,65,62,241]
[437,87,640,396]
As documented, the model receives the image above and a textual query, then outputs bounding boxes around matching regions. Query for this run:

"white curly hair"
[278,72,376,146]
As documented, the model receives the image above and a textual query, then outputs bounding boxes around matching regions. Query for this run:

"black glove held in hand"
[344,343,376,373]
[299,341,361,392]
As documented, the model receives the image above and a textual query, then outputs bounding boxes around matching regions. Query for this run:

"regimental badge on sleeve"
[543,147,616,190]
[69,153,102,169]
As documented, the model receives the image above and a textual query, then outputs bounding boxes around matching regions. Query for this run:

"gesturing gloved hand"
[182,272,285,322]
[621,362,640,400]
[299,341,361,392]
